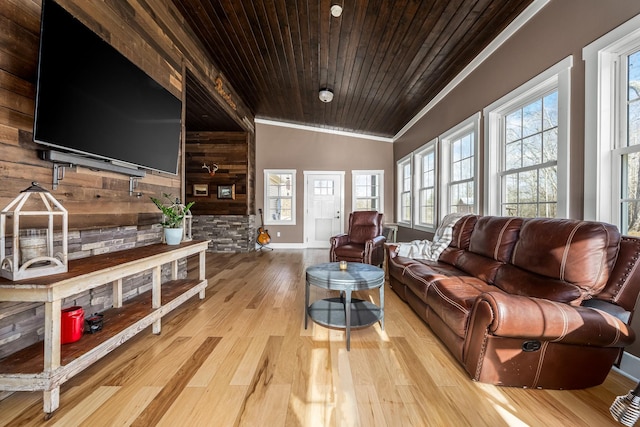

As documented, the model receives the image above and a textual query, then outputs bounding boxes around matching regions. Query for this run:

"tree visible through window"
[415,142,436,229]
[621,50,640,235]
[353,171,383,211]
[450,133,475,213]
[501,91,558,217]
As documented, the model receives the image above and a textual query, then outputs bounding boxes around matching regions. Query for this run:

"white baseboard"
[255,242,307,250]
[616,351,640,382]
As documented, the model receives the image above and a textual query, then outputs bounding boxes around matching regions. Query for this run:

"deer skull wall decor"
[202,162,219,176]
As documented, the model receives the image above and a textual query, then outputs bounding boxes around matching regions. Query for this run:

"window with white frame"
[264,169,296,225]
[440,114,480,216]
[584,16,640,235]
[352,170,384,212]
[413,140,437,230]
[484,56,571,218]
[621,49,640,234]
[397,154,412,226]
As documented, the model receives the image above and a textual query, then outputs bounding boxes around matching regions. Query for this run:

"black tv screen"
[34,0,182,175]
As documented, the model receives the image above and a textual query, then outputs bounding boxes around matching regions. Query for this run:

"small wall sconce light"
[331,4,343,17]
[202,162,219,176]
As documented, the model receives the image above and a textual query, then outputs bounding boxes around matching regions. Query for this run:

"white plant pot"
[164,228,183,245]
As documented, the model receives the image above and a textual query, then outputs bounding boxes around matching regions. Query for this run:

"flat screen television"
[34,0,182,175]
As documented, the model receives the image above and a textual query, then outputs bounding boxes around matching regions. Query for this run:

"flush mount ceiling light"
[319,88,334,103]
[331,4,343,17]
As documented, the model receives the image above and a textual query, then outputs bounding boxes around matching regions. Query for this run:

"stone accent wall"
[192,215,255,252]
[0,225,190,360]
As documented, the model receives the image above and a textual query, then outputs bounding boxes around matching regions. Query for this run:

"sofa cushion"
[468,216,522,262]
[510,218,620,301]
[401,261,467,304]
[455,252,504,284]
[452,216,522,283]
[494,264,583,304]
[449,214,478,249]
[438,247,464,266]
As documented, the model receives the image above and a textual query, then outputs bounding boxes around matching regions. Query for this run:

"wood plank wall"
[185,132,249,216]
[0,0,254,230]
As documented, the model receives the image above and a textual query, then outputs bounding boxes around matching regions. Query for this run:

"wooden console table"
[0,240,209,417]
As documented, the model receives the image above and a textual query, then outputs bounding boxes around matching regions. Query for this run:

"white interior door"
[304,172,344,248]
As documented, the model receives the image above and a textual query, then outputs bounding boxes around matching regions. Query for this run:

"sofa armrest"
[367,235,387,248]
[470,291,635,347]
[330,234,349,248]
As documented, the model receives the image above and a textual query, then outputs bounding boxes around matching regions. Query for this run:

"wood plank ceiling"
[175,0,535,138]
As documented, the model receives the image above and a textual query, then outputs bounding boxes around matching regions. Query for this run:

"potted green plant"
[150,193,195,245]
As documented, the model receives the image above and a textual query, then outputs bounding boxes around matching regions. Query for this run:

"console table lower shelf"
[0,240,209,417]
[307,297,383,329]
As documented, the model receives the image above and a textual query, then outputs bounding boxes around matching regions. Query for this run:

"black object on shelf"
[84,313,104,334]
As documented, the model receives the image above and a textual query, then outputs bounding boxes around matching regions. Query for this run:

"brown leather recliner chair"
[330,211,386,266]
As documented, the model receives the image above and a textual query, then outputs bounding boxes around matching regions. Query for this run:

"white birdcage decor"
[0,182,68,280]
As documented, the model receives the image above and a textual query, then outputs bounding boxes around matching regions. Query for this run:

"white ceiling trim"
[254,117,394,143]
[393,0,551,141]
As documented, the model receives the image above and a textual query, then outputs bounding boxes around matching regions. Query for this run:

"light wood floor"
[0,249,636,426]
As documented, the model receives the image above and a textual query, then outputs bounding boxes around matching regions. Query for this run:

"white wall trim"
[393,0,551,141]
[618,351,640,382]
[583,12,640,223]
[255,117,394,143]
[439,112,482,216]
[352,169,385,213]
[263,169,297,225]
[412,139,438,232]
[396,152,413,227]
[256,243,307,250]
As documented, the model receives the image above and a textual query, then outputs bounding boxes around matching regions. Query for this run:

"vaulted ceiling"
[174,0,535,138]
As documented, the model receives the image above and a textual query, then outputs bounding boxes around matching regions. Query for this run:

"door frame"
[303,170,345,248]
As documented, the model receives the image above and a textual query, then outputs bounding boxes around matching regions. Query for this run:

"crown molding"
[254,118,394,143]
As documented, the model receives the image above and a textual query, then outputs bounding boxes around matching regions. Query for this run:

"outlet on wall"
[277,232,281,237]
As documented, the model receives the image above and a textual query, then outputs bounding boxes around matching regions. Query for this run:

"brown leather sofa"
[387,215,640,389]
[330,211,386,266]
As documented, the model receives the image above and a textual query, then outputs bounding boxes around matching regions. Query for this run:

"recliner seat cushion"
[333,244,365,259]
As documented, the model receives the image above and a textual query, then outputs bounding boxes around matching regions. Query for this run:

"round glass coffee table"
[305,262,385,350]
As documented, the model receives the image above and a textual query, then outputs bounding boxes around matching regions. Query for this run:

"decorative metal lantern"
[182,205,193,242]
[0,182,68,280]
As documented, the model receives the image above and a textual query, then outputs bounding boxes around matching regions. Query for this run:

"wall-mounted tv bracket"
[52,162,75,190]
[40,150,146,195]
